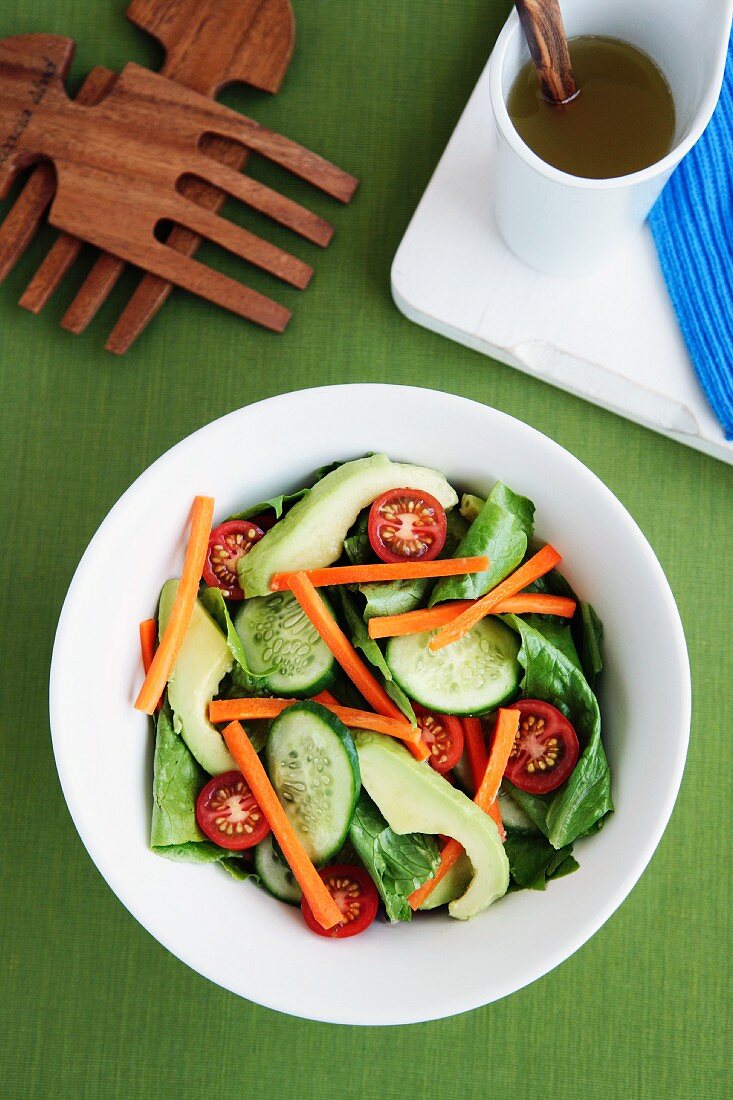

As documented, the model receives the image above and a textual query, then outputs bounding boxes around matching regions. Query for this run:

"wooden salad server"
[0,35,357,331]
[0,0,297,327]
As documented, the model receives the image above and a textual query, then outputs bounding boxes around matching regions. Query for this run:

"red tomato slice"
[414,705,464,774]
[301,865,379,938]
[195,771,270,850]
[367,488,447,564]
[503,699,579,794]
[202,520,263,600]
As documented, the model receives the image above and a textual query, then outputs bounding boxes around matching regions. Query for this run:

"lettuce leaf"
[430,482,534,605]
[226,487,309,523]
[504,828,578,890]
[502,614,613,848]
[150,709,251,876]
[527,571,604,688]
[349,793,439,921]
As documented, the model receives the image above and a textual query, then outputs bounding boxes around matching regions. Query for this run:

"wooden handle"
[127,0,295,95]
[514,0,577,105]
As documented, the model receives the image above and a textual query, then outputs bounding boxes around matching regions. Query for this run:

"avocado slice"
[238,454,459,597]
[419,852,473,910]
[354,733,509,919]
[158,580,235,775]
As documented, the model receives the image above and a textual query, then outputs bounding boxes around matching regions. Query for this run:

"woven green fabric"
[0,1,730,1096]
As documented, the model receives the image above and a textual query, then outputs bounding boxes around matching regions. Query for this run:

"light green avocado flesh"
[420,852,473,910]
[238,454,458,597]
[158,580,235,776]
[354,733,509,919]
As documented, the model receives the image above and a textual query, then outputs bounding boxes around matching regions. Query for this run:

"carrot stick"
[311,689,340,706]
[209,697,422,749]
[221,721,343,930]
[462,717,488,793]
[270,556,489,591]
[135,496,215,714]
[287,571,430,762]
[368,592,576,639]
[138,619,162,713]
[408,708,520,909]
[429,546,562,652]
[474,707,520,811]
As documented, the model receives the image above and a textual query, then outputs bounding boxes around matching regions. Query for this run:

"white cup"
[489,0,733,276]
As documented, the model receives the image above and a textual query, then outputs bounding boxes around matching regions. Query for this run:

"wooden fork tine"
[61,253,125,333]
[0,163,56,281]
[19,233,83,313]
[190,161,334,246]
[143,241,291,331]
[205,116,359,204]
[171,198,313,288]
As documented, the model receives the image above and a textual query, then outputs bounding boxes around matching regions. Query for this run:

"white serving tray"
[391,55,733,466]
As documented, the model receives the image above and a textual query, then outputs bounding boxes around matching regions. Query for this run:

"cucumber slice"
[265,701,360,865]
[254,834,302,905]
[234,591,336,697]
[385,618,521,715]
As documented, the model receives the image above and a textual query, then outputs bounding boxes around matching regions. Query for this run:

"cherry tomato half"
[203,520,264,599]
[195,771,270,850]
[414,705,464,774]
[503,699,580,794]
[301,864,379,938]
[367,488,447,564]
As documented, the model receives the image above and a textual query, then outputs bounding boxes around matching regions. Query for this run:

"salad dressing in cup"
[488,0,733,275]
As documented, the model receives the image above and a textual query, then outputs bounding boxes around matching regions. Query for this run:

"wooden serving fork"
[0,32,357,333]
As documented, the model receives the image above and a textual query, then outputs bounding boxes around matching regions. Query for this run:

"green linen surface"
[0,2,730,1097]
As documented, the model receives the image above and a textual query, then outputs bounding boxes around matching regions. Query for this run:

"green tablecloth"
[1,1,730,1096]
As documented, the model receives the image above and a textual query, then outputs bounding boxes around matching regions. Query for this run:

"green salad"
[138,454,612,939]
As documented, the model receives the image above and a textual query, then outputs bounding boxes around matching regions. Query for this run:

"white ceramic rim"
[488,7,732,190]
[49,385,691,1024]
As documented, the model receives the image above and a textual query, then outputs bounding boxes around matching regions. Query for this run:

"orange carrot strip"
[368,592,575,639]
[138,619,162,713]
[474,707,520,811]
[270,556,489,591]
[408,708,519,909]
[429,546,562,652]
[209,697,422,748]
[135,496,215,714]
[221,721,343,930]
[462,717,488,793]
[287,571,430,762]
[311,689,340,706]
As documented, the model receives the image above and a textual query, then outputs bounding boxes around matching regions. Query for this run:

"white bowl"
[49,385,690,1025]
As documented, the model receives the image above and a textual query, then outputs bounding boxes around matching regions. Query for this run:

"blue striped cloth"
[649,36,733,440]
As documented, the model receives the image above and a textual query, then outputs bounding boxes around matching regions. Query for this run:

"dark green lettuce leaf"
[150,709,251,877]
[504,828,578,890]
[579,601,604,687]
[338,589,417,724]
[502,614,613,848]
[226,487,309,523]
[349,793,440,921]
[343,510,372,566]
[361,577,431,621]
[430,482,534,605]
[527,571,604,688]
